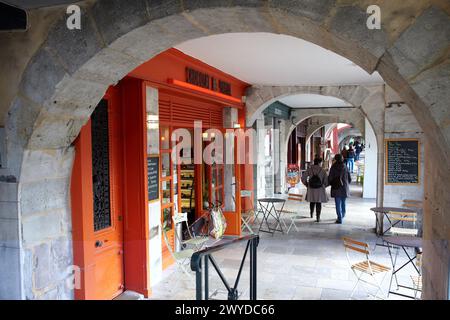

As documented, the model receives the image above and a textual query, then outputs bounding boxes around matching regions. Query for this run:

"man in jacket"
[328,154,352,224]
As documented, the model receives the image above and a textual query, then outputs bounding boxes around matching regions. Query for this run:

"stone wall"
[383,103,425,207]
[423,145,450,299]
[0,182,21,299]
[146,86,163,288]
[20,149,75,300]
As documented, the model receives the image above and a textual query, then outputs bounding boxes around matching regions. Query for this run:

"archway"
[3,1,449,300]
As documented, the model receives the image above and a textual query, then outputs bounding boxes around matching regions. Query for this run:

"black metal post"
[204,255,209,300]
[196,256,202,300]
[250,237,257,300]
[191,234,259,300]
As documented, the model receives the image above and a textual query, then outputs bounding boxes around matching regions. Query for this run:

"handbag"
[210,205,227,239]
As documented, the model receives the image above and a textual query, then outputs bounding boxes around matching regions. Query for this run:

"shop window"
[160,125,170,150]
[161,152,171,178]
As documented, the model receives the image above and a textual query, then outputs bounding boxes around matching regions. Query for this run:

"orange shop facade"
[70,48,252,299]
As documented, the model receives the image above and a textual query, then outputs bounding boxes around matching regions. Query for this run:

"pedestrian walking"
[354,141,363,161]
[301,157,328,222]
[328,154,351,224]
[347,145,355,173]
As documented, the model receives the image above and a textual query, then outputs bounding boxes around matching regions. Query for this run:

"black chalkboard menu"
[385,139,420,185]
[147,156,160,201]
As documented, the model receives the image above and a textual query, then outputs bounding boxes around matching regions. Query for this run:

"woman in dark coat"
[328,154,351,224]
[301,158,328,222]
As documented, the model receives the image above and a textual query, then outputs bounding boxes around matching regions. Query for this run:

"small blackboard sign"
[385,139,420,185]
[147,156,160,201]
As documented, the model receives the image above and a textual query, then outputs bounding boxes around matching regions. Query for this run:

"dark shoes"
[335,220,342,224]
[310,212,314,218]
[316,216,321,223]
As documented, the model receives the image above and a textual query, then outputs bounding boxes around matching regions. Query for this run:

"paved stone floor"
[150,181,420,300]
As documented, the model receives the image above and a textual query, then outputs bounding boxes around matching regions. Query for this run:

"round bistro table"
[382,235,422,299]
[257,198,286,235]
[370,207,416,235]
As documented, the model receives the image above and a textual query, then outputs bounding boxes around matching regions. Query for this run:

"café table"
[257,198,286,235]
[382,236,422,299]
[370,207,415,236]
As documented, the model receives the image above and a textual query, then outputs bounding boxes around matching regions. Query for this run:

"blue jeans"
[347,158,354,173]
[335,197,347,222]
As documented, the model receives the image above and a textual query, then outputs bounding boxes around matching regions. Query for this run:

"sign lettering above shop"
[186,67,232,96]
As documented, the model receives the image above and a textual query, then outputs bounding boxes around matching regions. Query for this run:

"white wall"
[383,104,424,207]
[363,118,377,198]
[146,86,163,287]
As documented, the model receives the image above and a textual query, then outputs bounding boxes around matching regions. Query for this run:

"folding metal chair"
[402,199,423,235]
[386,211,418,237]
[277,193,305,233]
[162,227,195,277]
[343,237,391,299]
[173,212,209,251]
[240,190,256,234]
[411,252,422,300]
[402,199,423,210]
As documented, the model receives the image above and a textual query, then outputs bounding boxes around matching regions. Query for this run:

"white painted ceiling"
[279,94,352,108]
[176,33,384,87]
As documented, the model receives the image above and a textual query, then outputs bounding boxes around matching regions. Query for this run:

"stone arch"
[282,106,368,149]
[305,118,363,145]
[246,85,383,138]
[338,128,364,147]
[2,1,449,300]
[324,123,338,140]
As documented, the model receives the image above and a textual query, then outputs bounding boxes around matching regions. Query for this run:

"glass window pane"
[162,206,173,231]
[211,166,217,187]
[202,164,210,210]
[161,180,171,204]
[160,126,170,150]
[161,153,171,178]
[216,188,223,206]
[91,100,112,231]
[217,165,223,187]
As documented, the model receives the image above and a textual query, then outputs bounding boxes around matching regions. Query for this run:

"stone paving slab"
[149,185,421,300]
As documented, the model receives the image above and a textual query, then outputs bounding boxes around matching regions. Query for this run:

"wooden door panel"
[94,243,124,299]
[91,95,124,299]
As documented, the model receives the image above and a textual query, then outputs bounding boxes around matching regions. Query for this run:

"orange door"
[91,98,125,299]
[72,94,125,300]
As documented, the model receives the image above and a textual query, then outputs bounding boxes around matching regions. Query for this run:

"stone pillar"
[422,141,450,300]
[0,181,21,299]
[376,134,385,207]
[273,119,281,194]
[363,118,377,199]
[19,148,75,300]
[255,115,265,201]
[278,119,287,194]
[0,127,6,169]
[223,107,238,212]
[265,117,275,197]
[145,86,163,287]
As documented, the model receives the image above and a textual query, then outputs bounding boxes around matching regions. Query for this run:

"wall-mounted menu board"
[385,139,420,185]
[147,155,160,202]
